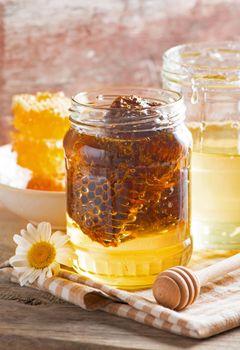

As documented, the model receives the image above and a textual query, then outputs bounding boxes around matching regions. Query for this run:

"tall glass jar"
[64,87,192,289]
[162,42,240,250]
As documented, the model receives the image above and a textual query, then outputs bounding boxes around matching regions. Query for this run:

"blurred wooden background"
[0,0,240,117]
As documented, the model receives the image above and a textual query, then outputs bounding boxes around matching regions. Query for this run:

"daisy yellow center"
[28,241,56,269]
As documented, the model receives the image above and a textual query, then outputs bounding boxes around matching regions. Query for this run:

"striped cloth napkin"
[3,251,240,339]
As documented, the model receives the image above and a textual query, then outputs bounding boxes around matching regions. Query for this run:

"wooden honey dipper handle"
[153,252,240,311]
[196,252,240,286]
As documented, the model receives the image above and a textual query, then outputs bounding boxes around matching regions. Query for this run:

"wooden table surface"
[0,206,239,350]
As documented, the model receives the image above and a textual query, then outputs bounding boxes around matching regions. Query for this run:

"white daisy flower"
[9,222,76,286]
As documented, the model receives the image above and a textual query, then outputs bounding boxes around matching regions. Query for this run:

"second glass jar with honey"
[162,42,240,250]
[64,87,192,289]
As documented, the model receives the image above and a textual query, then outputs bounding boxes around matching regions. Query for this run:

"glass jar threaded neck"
[69,87,185,134]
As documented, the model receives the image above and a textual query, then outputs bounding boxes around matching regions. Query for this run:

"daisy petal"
[50,231,69,248]
[56,246,75,256]
[38,222,52,241]
[21,229,36,244]
[37,270,48,286]
[20,229,27,237]
[15,246,29,255]
[56,247,76,267]
[9,257,29,268]
[19,267,35,286]
[9,253,27,261]
[26,223,37,238]
[13,234,31,249]
[28,269,42,284]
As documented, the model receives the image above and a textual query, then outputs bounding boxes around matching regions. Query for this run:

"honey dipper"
[153,252,240,311]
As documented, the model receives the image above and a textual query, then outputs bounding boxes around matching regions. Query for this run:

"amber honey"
[64,88,192,289]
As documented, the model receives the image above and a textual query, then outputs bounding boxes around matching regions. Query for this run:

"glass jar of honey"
[162,42,240,250]
[64,87,192,289]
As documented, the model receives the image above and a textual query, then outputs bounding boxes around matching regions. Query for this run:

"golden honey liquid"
[64,124,192,289]
[189,121,240,250]
[68,215,192,289]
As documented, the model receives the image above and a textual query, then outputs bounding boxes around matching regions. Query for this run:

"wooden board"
[0,207,240,350]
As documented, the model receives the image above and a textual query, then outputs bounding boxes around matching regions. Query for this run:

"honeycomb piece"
[12,133,65,176]
[12,92,71,139]
[110,95,160,109]
[27,175,65,191]
[105,95,162,124]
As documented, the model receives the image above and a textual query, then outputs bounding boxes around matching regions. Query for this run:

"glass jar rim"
[69,87,185,131]
[163,41,240,73]
[71,86,183,111]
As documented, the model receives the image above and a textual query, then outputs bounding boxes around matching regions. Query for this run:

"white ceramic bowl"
[0,144,66,229]
[0,183,66,229]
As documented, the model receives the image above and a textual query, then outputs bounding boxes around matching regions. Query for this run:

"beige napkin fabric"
[3,251,240,339]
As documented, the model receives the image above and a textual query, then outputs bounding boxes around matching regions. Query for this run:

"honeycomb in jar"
[12,92,70,191]
[68,172,142,246]
[66,95,189,246]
